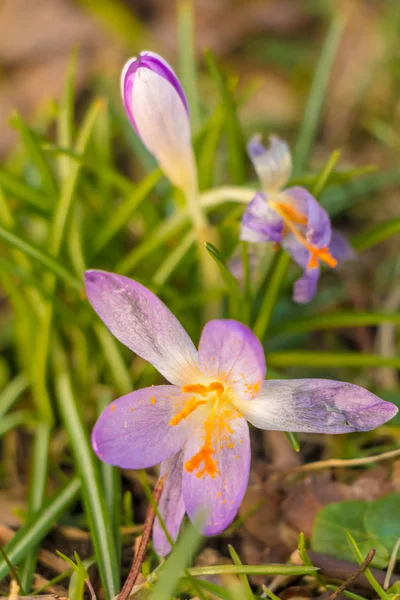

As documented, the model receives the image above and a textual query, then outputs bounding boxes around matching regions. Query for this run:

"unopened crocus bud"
[121,51,197,194]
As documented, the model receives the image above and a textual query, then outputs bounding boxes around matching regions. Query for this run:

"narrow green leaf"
[326,585,368,600]
[153,231,195,287]
[94,169,161,254]
[312,150,340,197]
[0,225,82,291]
[268,352,400,369]
[20,422,52,591]
[53,344,119,600]
[0,410,36,438]
[0,373,28,418]
[274,311,400,336]
[0,478,81,581]
[293,18,345,175]
[11,113,58,198]
[205,242,243,318]
[94,323,132,396]
[253,251,291,340]
[188,565,319,577]
[150,520,203,600]
[204,49,246,184]
[0,169,50,212]
[228,545,253,600]
[58,49,77,180]
[178,0,200,130]
[352,216,400,252]
[285,432,300,452]
[345,530,390,600]
[50,98,105,257]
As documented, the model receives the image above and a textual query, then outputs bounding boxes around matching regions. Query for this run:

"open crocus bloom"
[240,135,354,303]
[121,51,197,195]
[85,270,397,555]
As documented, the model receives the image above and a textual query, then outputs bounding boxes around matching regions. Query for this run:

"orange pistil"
[271,199,337,270]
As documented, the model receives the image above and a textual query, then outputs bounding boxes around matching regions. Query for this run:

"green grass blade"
[11,113,58,198]
[352,216,400,252]
[50,98,105,257]
[58,49,77,180]
[345,531,390,600]
[188,565,319,577]
[0,169,50,212]
[150,520,203,600]
[20,422,52,591]
[205,50,246,184]
[53,343,119,600]
[94,323,132,396]
[253,251,291,340]
[153,231,195,287]
[228,545,253,600]
[0,478,81,581]
[293,18,345,175]
[312,150,340,196]
[0,373,28,418]
[0,410,36,438]
[94,169,161,254]
[268,352,400,369]
[0,225,82,291]
[178,0,200,130]
[205,242,243,318]
[274,311,400,336]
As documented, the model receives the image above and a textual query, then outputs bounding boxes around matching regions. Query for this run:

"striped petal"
[153,452,186,556]
[85,270,202,386]
[92,386,194,469]
[235,379,398,434]
[182,416,250,535]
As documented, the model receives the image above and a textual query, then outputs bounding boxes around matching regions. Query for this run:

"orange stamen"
[169,397,206,426]
[185,411,220,478]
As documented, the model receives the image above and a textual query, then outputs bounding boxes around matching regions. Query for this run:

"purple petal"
[293,267,320,304]
[120,52,196,190]
[121,52,189,134]
[198,319,266,399]
[330,230,355,264]
[85,270,201,386]
[182,416,250,535]
[92,386,193,469]
[281,232,310,269]
[235,379,398,434]
[153,452,186,556]
[285,187,332,248]
[247,134,292,191]
[240,192,283,243]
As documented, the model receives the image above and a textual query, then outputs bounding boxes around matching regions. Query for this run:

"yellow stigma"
[270,199,337,270]
[169,380,239,479]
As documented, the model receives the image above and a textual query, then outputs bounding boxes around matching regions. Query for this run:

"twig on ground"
[118,476,165,600]
[328,549,375,600]
[282,447,400,477]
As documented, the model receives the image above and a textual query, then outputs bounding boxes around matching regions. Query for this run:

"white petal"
[131,68,197,192]
[248,134,292,192]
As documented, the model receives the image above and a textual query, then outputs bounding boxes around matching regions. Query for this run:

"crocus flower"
[85,270,397,555]
[240,135,354,303]
[121,51,197,197]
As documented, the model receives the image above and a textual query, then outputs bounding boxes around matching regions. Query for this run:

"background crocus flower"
[240,134,354,303]
[121,51,198,200]
[85,269,397,556]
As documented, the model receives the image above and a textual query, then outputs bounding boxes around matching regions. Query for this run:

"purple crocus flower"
[85,270,397,555]
[121,51,197,195]
[240,135,354,303]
